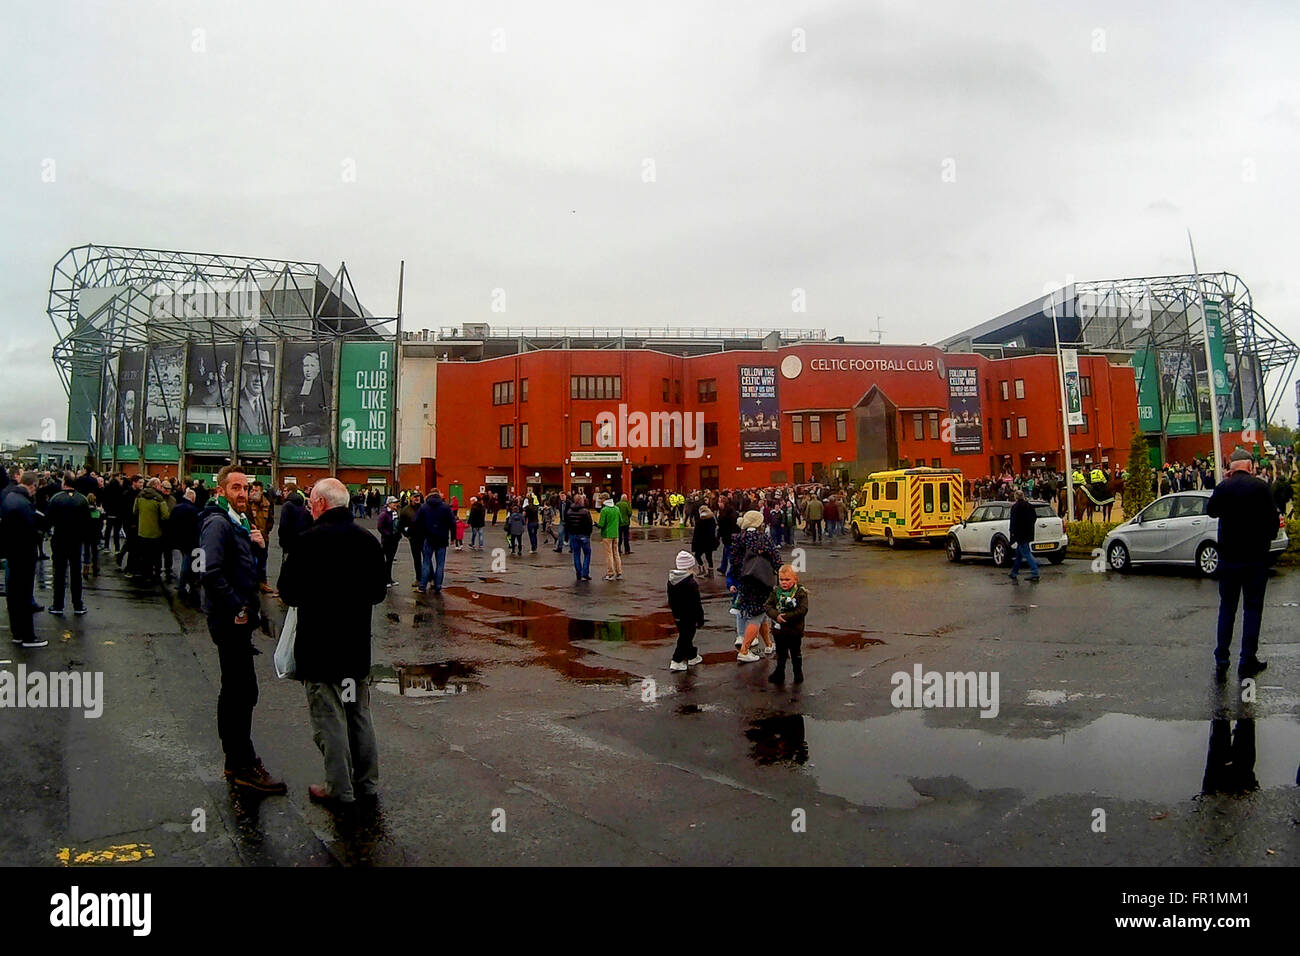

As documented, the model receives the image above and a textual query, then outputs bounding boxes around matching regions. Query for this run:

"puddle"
[745,713,809,765]
[770,710,1300,808]
[371,661,482,698]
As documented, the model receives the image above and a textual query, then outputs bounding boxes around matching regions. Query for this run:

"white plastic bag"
[274,607,298,680]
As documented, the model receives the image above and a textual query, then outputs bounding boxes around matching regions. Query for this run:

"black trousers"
[50,542,83,611]
[774,632,803,675]
[4,558,36,643]
[694,548,713,569]
[672,622,698,664]
[407,538,423,580]
[208,618,259,771]
[383,536,400,582]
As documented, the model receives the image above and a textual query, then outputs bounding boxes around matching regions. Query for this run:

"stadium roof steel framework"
[939,272,1299,425]
[48,243,392,394]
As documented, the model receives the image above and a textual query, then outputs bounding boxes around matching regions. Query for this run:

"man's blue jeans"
[570,535,591,578]
[470,526,484,549]
[1009,542,1039,578]
[1216,562,1268,667]
[420,543,447,591]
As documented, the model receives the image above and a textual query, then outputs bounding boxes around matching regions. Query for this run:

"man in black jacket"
[1007,490,1040,582]
[278,478,387,806]
[198,464,286,794]
[46,472,91,616]
[716,495,739,577]
[415,490,454,594]
[2,471,45,647]
[169,488,202,601]
[276,487,312,560]
[1207,449,1278,678]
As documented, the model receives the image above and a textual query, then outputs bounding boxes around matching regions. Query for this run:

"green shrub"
[1064,520,1120,551]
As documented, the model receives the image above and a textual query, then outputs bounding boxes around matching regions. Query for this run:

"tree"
[1124,428,1155,517]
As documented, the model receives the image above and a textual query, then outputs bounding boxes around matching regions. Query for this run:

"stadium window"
[499,424,513,449]
[810,416,822,442]
[1080,375,1091,397]
[521,422,529,447]
[912,413,923,441]
[704,422,718,447]
[570,377,578,399]
[1017,416,1028,438]
[595,377,605,400]
[662,378,670,401]
[492,381,514,405]
[1000,381,1009,401]
[580,420,593,446]
[1002,418,1012,439]
[520,378,528,402]
[698,378,718,403]
[928,411,939,439]
[570,376,620,400]
[835,413,847,441]
[932,458,942,468]
[700,466,719,489]
[1014,379,1025,399]
[793,462,805,483]
[792,415,803,443]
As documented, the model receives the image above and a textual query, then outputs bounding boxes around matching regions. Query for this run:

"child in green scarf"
[763,565,809,684]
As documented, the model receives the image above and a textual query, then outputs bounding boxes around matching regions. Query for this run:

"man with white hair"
[277,477,388,807]
[1207,448,1278,679]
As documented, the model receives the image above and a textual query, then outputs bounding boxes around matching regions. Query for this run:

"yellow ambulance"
[850,467,964,547]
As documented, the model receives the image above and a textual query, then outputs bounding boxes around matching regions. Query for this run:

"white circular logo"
[780,355,803,379]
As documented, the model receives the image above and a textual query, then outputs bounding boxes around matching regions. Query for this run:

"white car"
[1101,490,1287,576]
[946,500,1068,567]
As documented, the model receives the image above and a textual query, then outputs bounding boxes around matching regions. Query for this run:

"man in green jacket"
[598,495,623,581]
[616,492,632,555]
[133,477,172,582]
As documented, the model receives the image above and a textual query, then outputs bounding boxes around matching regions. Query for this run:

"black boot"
[792,654,804,684]
[768,667,785,684]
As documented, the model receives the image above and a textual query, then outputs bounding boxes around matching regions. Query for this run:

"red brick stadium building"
[424,329,1142,499]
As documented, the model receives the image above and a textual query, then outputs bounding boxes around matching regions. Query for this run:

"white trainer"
[669,660,688,671]
[736,651,760,663]
[687,655,703,666]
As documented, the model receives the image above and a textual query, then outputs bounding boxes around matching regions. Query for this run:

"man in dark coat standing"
[415,490,454,594]
[1207,448,1279,679]
[278,478,387,806]
[169,488,202,601]
[277,487,313,559]
[199,464,286,794]
[2,471,45,646]
[46,471,91,616]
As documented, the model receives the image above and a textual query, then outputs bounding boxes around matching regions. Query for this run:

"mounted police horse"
[1074,479,1118,522]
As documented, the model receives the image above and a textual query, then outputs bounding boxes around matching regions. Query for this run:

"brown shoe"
[258,583,277,594]
[308,784,354,806]
[231,759,287,794]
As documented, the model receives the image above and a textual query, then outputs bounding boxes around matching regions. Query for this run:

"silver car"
[1101,491,1287,576]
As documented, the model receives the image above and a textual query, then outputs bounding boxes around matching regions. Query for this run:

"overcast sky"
[3,0,1299,443]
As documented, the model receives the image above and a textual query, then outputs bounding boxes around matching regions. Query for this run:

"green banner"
[1159,349,1198,436]
[115,444,139,460]
[238,435,272,454]
[185,432,231,452]
[1205,303,1230,397]
[1132,349,1162,433]
[337,343,394,468]
[144,443,180,461]
[280,445,329,464]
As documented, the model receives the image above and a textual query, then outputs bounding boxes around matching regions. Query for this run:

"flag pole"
[1187,231,1224,484]
[1051,289,1076,521]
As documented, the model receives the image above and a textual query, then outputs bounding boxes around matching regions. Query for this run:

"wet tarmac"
[1,521,1296,865]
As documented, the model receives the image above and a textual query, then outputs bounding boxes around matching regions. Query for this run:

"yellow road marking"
[57,843,155,865]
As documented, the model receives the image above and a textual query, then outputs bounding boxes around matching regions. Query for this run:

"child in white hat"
[667,550,705,672]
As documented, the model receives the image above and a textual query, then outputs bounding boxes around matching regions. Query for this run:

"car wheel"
[946,535,962,563]
[851,523,862,542]
[1196,542,1220,578]
[885,529,896,549]
[991,536,1009,568]
[1106,541,1129,573]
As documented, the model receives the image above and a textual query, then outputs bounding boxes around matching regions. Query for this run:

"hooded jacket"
[667,569,704,627]
[133,486,171,539]
[199,498,258,627]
